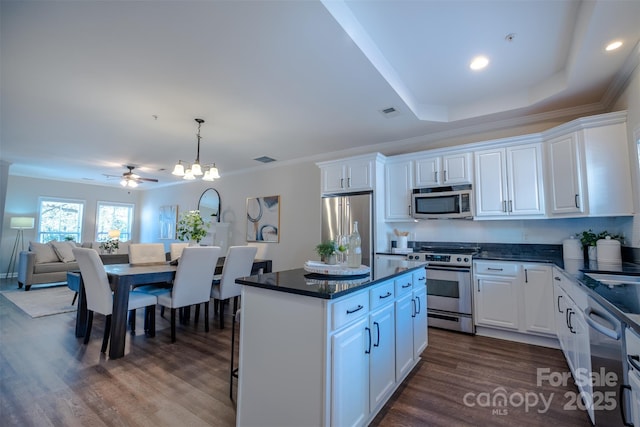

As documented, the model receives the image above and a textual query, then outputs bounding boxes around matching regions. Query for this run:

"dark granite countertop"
[236,259,427,300]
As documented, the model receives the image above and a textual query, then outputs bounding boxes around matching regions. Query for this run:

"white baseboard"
[475,326,560,349]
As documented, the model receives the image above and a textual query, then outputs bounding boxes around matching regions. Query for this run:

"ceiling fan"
[118,165,158,188]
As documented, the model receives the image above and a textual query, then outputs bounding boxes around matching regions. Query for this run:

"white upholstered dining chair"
[169,242,190,261]
[72,247,158,353]
[154,246,222,343]
[129,243,166,264]
[211,245,257,329]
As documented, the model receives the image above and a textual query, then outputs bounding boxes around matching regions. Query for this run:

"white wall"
[138,161,321,272]
[1,176,143,273]
[613,55,640,247]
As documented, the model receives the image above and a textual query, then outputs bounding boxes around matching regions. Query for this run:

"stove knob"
[464,257,469,263]
[457,257,462,262]
[408,255,414,260]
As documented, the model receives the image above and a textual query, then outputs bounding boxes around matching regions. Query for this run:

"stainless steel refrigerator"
[321,191,373,268]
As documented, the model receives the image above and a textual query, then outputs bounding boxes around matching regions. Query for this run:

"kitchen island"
[234,259,428,427]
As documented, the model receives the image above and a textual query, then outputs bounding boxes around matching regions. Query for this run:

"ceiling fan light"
[128,180,138,188]
[202,170,214,181]
[210,164,220,179]
[192,162,203,176]
[120,179,128,187]
[183,168,195,180]
[172,162,185,176]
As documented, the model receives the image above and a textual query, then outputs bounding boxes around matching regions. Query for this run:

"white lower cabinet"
[369,303,396,410]
[331,317,369,427]
[474,261,520,330]
[552,268,593,424]
[474,261,554,336]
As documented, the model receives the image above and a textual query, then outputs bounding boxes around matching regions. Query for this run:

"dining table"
[74,257,272,359]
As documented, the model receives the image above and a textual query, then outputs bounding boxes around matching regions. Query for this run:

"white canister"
[398,236,408,249]
[562,236,583,260]
[596,236,621,264]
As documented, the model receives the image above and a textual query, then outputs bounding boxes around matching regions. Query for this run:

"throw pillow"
[29,241,60,264]
[50,241,76,263]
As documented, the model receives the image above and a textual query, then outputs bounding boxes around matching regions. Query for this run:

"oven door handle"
[426,266,471,273]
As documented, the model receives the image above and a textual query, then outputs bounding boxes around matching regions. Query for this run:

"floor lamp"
[5,217,35,280]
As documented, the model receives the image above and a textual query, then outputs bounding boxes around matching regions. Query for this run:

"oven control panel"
[406,252,473,267]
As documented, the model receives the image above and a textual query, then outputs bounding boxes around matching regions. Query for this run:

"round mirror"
[198,188,221,222]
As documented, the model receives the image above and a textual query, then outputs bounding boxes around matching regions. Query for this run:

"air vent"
[379,106,400,118]
[254,156,277,163]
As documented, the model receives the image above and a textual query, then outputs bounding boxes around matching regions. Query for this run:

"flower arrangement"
[99,238,119,254]
[177,210,209,243]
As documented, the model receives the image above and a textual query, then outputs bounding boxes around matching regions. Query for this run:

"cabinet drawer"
[332,291,369,330]
[395,274,414,297]
[474,261,519,277]
[370,281,395,310]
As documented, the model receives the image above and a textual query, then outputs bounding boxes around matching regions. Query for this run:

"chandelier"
[172,118,220,181]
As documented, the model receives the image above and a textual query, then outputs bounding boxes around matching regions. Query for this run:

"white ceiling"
[1,0,639,188]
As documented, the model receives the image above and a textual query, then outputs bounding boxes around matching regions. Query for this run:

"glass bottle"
[348,221,361,268]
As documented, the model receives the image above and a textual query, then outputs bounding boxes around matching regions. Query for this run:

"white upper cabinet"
[414,152,471,188]
[318,154,382,194]
[546,133,585,216]
[384,159,413,221]
[474,141,545,219]
[544,111,633,218]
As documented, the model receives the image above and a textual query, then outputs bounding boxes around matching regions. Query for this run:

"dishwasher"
[584,295,627,426]
[624,326,640,426]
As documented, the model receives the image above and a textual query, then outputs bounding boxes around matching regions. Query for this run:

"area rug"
[1,286,76,318]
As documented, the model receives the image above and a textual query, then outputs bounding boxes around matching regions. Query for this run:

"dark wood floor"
[1,279,591,426]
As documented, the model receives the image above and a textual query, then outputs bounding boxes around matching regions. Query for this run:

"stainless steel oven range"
[407,246,478,334]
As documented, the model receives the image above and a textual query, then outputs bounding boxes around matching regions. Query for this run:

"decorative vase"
[189,240,201,247]
[588,246,597,261]
[325,254,337,265]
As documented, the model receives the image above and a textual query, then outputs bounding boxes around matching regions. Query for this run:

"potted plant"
[315,240,337,264]
[177,210,209,244]
[576,229,624,261]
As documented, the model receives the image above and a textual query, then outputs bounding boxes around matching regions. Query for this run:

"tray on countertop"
[303,261,371,276]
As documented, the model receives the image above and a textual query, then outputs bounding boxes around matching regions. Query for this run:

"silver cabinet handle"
[443,170,447,182]
[477,279,481,292]
[434,171,438,182]
[502,200,507,212]
[347,177,351,188]
[487,267,503,271]
[557,295,563,313]
[524,269,528,283]
[340,178,344,188]
[574,194,579,208]
[508,200,513,212]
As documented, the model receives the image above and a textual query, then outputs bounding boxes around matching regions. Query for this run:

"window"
[96,202,134,241]
[38,198,85,243]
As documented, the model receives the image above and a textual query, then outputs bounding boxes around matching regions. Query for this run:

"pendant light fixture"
[172,118,220,181]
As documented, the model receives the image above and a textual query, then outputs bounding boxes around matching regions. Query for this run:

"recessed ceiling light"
[605,40,623,51]
[470,56,489,71]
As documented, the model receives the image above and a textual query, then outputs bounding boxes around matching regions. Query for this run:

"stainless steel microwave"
[412,185,474,219]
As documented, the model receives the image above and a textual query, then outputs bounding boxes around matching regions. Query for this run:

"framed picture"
[246,195,280,242]
[159,205,178,239]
